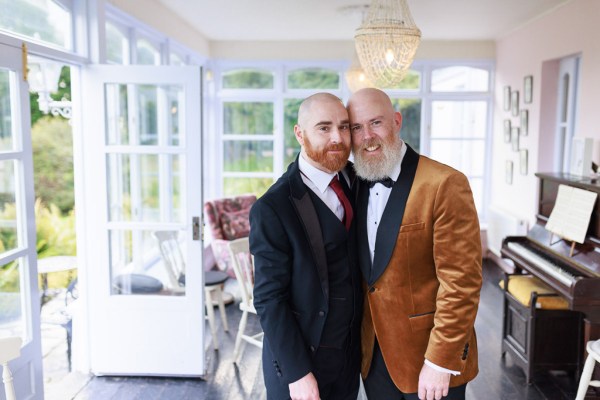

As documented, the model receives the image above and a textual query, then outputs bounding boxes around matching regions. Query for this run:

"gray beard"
[353,137,403,182]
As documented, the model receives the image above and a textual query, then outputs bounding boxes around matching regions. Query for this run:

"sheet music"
[546,184,598,244]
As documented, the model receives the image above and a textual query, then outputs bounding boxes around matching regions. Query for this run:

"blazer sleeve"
[249,199,313,384]
[425,171,483,371]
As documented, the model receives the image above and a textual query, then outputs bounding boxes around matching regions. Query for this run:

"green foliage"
[392,98,421,152]
[224,102,273,135]
[31,116,74,214]
[224,177,273,198]
[0,199,76,293]
[287,68,339,89]
[284,99,302,166]
[223,70,274,89]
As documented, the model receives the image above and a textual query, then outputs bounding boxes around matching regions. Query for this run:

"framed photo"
[520,149,528,175]
[503,86,511,111]
[524,75,533,104]
[511,90,520,117]
[503,119,511,143]
[511,127,520,151]
[520,110,528,136]
[505,161,513,185]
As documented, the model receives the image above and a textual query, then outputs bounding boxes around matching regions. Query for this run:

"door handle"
[193,216,201,241]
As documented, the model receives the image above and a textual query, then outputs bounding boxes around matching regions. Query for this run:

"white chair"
[576,339,600,400]
[226,237,263,363]
[0,336,22,400]
[153,230,229,350]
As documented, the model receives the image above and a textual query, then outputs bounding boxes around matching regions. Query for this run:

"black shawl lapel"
[369,145,420,285]
[288,158,330,302]
[357,179,372,282]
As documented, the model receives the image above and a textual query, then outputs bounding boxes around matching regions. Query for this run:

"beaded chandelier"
[354,0,421,88]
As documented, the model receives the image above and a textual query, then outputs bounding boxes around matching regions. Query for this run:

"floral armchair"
[204,194,257,277]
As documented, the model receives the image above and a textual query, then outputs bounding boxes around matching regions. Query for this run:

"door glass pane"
[138,85,158,145]
[0,0,73,50]
[391,98,421,152]
[431,66,489,92]
[109,229,184,296]
[106,21,128,65]
[223,102,273,135]
[222,69,274,89]
[0,257,25,338]
[0,69,14,151]
[430,139,485,176]
[167,87,181,146]
[223,177,272,198]
[224,141,273,172]
[431,101,487,139]
[0,160,19,252]
[284,98,302,166]
[105,84,129,145]
[287,68,339,89]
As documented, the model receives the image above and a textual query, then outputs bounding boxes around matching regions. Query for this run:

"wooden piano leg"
[583,319,600,399]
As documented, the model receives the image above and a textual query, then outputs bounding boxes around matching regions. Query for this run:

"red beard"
[304,139,350,172]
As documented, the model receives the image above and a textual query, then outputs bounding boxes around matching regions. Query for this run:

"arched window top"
[222,69,274,89]
[287,68,340,90]
[383,69,421,90]
[431,66,489,92]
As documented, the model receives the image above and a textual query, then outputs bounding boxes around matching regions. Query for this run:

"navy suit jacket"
[249,158,361,395]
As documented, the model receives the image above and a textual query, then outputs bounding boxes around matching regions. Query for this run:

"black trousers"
[266,343,360,400]
[364,341,466,400]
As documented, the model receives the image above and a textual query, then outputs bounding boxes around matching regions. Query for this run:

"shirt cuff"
[424,359,461,376]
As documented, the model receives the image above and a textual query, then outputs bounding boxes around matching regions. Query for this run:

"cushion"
[220,209,251,240]
[499,275,569,309]
[112,274,163,294]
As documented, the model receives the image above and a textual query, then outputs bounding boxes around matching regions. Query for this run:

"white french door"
[0,43,44,399]
[81,65,204,376]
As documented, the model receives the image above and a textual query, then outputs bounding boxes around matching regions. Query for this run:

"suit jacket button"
[318,311,325,317]
[277,372,282,377]
[310,345,316,352]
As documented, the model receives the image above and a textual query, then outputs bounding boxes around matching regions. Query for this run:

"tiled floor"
[41,260,583,399]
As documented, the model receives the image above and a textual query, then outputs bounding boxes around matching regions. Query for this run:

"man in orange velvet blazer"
[347,88,482,400]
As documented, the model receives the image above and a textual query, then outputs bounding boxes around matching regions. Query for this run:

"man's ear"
[394,111,403,133]
[294,125,304,146]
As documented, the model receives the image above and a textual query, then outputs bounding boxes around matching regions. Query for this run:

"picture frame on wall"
[504,86,511,111]
[511,90,520,117]
[506,161,513,184]
[511,127,520,151]
[520,149,528,175]
[520,110,528,136]
[504,119,511,143]
[524,75,533,104]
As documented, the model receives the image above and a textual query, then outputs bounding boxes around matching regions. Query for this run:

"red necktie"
[329,175,353,230]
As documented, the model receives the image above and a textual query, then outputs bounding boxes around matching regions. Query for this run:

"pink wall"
[492,0,600,225]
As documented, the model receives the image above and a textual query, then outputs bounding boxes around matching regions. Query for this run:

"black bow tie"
[367,177,394,188]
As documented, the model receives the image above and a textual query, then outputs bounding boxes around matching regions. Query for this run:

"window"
[106,21,129,65]
[0,0,74,50]
[287,68,339,90]
[223,70,273,89]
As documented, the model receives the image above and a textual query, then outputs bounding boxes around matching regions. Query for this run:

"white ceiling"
[156,0,571,42]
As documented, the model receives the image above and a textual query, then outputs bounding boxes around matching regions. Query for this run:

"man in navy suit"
[250,92,362,400]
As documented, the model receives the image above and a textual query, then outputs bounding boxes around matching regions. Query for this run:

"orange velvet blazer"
[359,151,483,393]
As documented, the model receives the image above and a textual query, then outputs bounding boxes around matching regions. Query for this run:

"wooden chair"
[226,237,263,363]
[0,336,22,400]
[576,339,600,400]
[153,230,229,350]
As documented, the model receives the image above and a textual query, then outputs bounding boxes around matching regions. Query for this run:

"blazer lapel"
[288,159,330,302]
[370,145,420,285]
[357,179,372,282]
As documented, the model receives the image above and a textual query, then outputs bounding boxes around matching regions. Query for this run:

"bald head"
[347,88,394,116]
[297,93,344,129]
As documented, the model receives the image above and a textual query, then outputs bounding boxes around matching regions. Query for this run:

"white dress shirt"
[298,154,344,222]
[366,141,459,376]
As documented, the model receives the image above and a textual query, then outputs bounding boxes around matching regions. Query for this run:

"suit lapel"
[357,180,372,282]
[288,159,330,302]
[370,145,420,285]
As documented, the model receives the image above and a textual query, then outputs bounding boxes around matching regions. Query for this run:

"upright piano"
[501,172,600,395]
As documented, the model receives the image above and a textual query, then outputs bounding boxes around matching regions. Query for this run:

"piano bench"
[501,273,584,384]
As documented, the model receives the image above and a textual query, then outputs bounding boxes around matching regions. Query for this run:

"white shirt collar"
[298,154,337,194]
